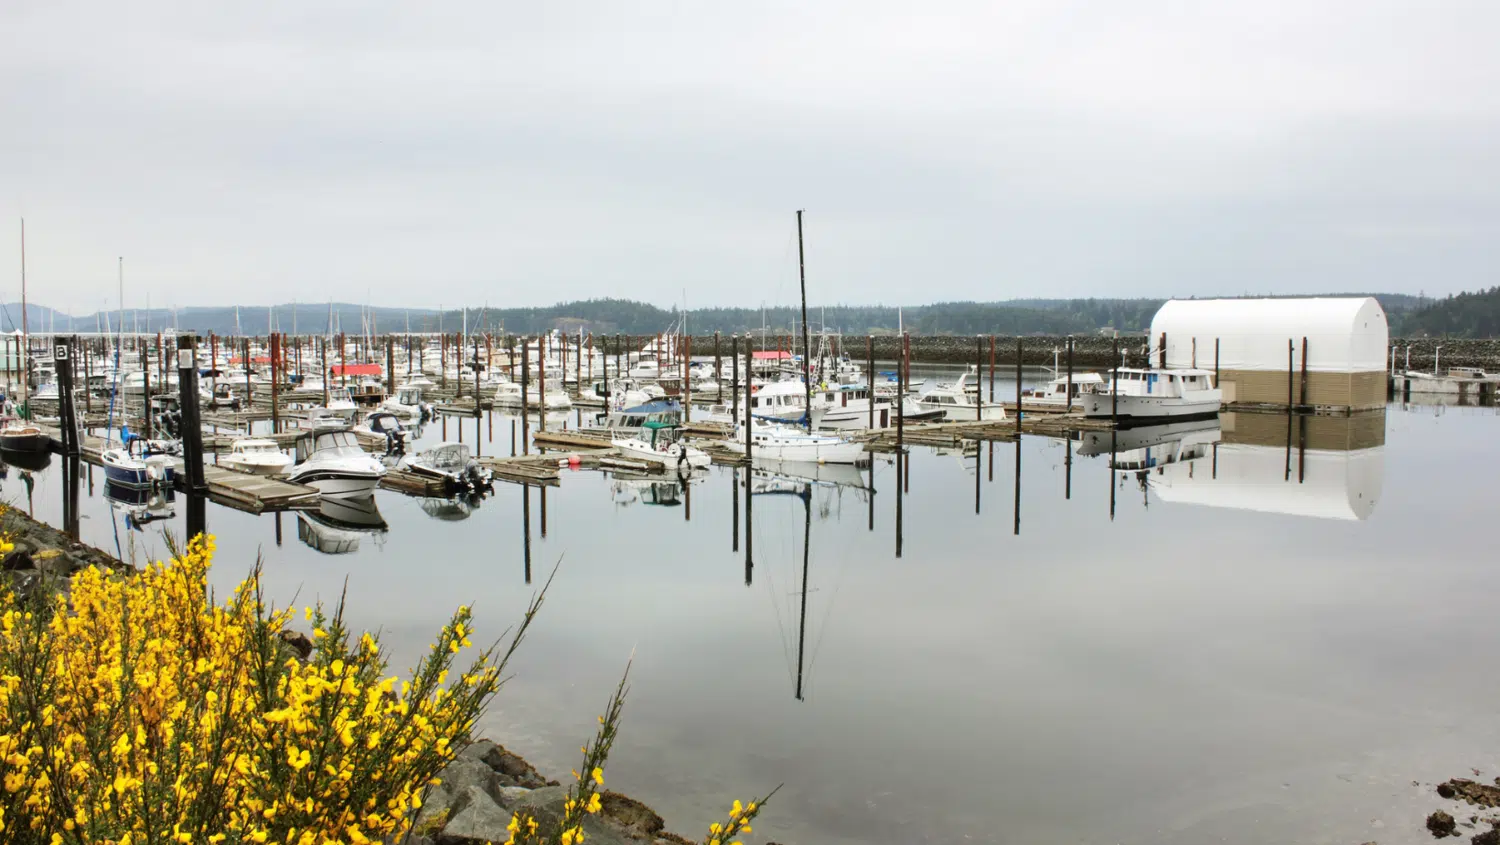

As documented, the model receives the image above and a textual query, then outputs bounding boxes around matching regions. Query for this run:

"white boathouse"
[1149,298,1388,411]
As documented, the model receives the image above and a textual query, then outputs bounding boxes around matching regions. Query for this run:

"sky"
[3,1,1498,313]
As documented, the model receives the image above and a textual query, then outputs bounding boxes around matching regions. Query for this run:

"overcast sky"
[3,2,1498,313]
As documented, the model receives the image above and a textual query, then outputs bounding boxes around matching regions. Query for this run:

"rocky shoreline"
[406,739,698,845]
[0,505,130,602]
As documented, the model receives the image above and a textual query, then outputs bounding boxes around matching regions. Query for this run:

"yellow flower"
[591,767,604,786]
[730,799,743,818]
[586,793,603,814]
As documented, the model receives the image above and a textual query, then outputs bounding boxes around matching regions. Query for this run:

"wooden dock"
[42,426,321,514]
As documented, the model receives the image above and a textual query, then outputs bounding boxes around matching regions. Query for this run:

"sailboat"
[100,258,176,489]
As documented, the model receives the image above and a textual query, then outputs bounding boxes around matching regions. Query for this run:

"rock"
[435,785,517,845]
[504,786,641,845]
[1,548,34,571]
[460,739,558,789]
[277,630,313,661]
[600,791,665,838]
[1474,830,1500,845]
[1439,779,1500,809]
[1431,811,1458,838]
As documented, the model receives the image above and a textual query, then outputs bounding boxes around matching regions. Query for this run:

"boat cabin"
[1103,368,1217,397]
[609,399,682,429]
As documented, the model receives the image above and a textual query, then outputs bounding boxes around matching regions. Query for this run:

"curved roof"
[1151,297,1388,372]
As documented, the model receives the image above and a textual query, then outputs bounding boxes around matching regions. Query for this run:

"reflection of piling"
[732,466,739,552]
[1108,430,1118,521]
[1065,437,1072,500]
[62,455,81,539]
[522,485,532,584]
[540,486,547,537]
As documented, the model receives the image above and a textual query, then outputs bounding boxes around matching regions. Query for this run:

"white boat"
[101,444,176,488]
[0,418,49,452]
[220,439,293,476]
[748,380,809,425]
[397,441,490,491]
[724,419,868,465]
[305,407,351,432]
[1079,368,1222,423]
[356,410,415,453]
[628,357,661,380]
[613,421,712,472]
[383,385,432,418]
[809,384,893,430]
[104,479,176,528]
[288,429,387,497]
[603,398,682,431]
[324,386,359,420]
[1023,372,1106,409]
[915,370,1007,421]
[494,381,572,410]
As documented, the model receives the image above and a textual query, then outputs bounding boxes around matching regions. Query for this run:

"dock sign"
[54,343,69,361]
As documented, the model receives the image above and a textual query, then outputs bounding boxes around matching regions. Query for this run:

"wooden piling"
[732,334,740,419]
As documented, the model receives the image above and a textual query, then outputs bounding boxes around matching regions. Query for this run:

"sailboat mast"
[796,210,812,432]
[19,219,27,398]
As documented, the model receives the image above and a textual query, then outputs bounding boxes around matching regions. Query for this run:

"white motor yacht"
[220,439,293,476]
[915,370,1007,421]
[383,385,432,418]
[288,430,387,497]
[1079,368,1222,423]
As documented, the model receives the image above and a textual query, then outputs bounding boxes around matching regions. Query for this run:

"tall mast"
[796,210,812,433]
[19,219,27,397]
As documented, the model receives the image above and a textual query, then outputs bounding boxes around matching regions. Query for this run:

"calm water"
[8,383,1500,845]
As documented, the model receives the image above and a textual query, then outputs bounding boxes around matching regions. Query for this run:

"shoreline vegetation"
[0,508,774,845]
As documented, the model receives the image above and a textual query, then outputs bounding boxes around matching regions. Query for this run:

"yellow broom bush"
[0,532,774,845]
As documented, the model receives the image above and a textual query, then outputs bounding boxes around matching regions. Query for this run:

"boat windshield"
[313,431,364,454]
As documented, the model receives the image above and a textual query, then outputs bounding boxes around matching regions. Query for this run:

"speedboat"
[0,418,49,452]
[1079,368,1222,423]
[220,439,293,476]
[325,387,358,421]
[287,429,387,497]
[724,419,868,465]
[397,441,491,492]
[356,411,413,454]
[613,421,712,472]
[915,370,1007,421]
[383,385,433,418]
[101,443,176,488]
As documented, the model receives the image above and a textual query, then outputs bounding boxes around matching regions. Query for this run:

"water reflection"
[103,479,177,529]
[1076,412,1386,521]
[296,495,388,554]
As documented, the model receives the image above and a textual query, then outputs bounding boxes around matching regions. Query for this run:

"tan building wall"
[1217,368,1386,411]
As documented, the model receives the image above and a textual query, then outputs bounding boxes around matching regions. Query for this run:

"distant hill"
[3,292,1444,337]
[1400,287,1500,338]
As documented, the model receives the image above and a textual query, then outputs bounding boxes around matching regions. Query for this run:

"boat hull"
[0,432,50,453]
[287,470,383,497]
[1079,392,1222,424]
[221,458,292,477]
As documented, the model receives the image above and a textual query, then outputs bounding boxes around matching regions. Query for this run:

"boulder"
[277,630,314,661]
[1430,811,1458,837]
[435,785,517,845]
[505,786,642,845]
[460,739,559,789]
[600,791,665,839]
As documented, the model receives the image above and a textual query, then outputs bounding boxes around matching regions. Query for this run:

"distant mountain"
[3,292,1445,338]
[1400,287,1500,338]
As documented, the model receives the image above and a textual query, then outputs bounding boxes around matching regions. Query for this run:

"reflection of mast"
[794,483,811,702]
